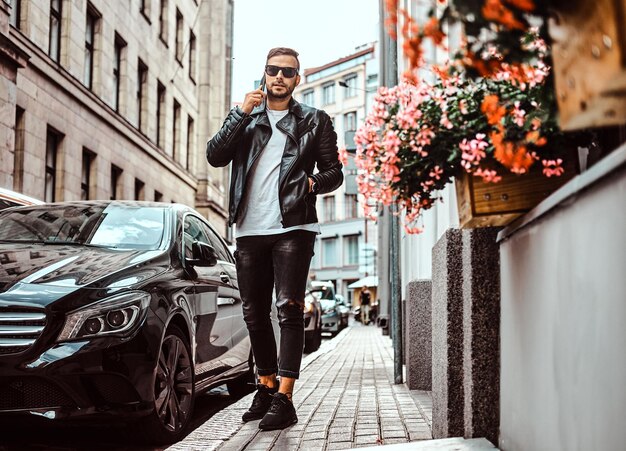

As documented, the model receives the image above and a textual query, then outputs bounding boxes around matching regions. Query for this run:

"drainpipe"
[379,0,403,384]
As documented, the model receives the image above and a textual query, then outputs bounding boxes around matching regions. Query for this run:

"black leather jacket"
[206,98,343,227]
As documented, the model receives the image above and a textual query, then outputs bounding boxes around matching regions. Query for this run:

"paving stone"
[168,327,433,451]
[326,442,354,450]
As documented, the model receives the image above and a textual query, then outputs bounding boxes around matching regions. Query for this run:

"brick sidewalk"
[169,323,433,451]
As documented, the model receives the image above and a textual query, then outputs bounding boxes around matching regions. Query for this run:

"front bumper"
[321,312,340,332]
[0,317,162,422]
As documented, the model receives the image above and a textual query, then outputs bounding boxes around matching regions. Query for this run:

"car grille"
[0,308,46,355]
[0,377,73,410]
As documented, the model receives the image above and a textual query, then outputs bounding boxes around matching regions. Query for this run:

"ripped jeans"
[234,230,316,379]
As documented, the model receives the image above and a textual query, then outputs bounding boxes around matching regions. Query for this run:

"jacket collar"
[250,97,304,119]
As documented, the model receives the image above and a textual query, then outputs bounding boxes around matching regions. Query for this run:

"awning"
[348,276,378,289]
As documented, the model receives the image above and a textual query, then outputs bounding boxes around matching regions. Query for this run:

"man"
[206,47,343,431]
[359,285,372,324]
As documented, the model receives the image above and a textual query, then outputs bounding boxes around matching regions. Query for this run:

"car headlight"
[323,307,336,315]
[57,291,151,342]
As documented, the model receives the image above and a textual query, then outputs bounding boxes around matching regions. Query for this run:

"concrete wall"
[498,146,626,451]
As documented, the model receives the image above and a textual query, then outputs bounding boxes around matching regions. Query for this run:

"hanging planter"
[455,157,577,228]
[353,0,593,234]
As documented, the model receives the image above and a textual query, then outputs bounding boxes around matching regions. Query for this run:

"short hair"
[266,47,300,70]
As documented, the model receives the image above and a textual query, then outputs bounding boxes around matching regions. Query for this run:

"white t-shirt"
[235,108,320,238]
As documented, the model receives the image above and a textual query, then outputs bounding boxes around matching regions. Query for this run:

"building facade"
[0,0,233,235]
[294,44,379,305]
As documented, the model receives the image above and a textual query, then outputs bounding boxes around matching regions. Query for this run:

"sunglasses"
[265,65,299,78]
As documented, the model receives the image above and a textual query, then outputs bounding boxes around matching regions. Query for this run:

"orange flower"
[385,0,399,39]
[481,95,507,126]
[505,0,535,12]
[493,138,535,174]
[465,52,503,77]
[482,0,526,30]
[526,130,547,146]
[423,16,445,46]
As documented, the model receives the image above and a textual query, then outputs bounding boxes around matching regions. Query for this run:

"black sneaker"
[258,393,298,431]
[242,384,278,422]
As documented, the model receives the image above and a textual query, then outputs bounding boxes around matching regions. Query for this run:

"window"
[203,222,233,263]
[322,83,335,105]
[49,0,62,62]
[159,0,168,44]
[9,0,21,29]
[322,238,338,268]
[81,149,95,200]
[134,178,145,200]
[110,164,123,200]
[45,129,61,203]
[13,107,25,192]
[344,111,357,132]
[175,9,183,63]
[343,75,358,98]
[140,0,151,20]
[113,34,127,112]
[344,235,359,266]
[172,99,181,160]
[345,194,358,219]
[187,116,195,170]
[156,81,166,148]
[323,196,336,222]
[302,90,314,107]
[137,59,148,132]
[84,6,99,89]
[189,31,196,81]
[154,190,163,202]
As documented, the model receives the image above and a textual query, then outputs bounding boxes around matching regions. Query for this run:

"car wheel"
[227,352,256,398]
[136,325,194,444]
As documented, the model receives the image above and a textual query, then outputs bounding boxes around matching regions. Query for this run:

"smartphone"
[258,74,266,92]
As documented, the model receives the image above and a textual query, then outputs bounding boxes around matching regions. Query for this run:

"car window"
[201,223,233,263]
[183,216,210,260]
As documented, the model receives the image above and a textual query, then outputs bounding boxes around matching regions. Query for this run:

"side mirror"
[187,241,218,267]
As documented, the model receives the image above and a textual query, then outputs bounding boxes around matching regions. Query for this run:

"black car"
[0,201,253,443]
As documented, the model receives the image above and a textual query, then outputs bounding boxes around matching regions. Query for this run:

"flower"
[355,29,577,234]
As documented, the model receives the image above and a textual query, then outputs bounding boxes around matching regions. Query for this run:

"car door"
[183,215,232,380]
[200,222,249,366]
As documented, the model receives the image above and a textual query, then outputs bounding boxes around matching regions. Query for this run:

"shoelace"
[267,396,287,414]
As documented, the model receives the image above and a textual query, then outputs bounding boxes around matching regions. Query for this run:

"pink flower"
[474,168,502,183]
[542,159,564,177]
[460,133,488,170]
[512,101,526,127]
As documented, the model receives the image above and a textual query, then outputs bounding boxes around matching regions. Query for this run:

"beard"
[268,83,295,100]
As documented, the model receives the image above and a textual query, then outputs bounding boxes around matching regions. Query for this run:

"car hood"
[0,243,169,293]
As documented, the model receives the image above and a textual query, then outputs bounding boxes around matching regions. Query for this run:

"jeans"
[234,230,316,379]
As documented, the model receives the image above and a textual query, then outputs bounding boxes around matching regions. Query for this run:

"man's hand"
[241,88,265,114]
[308,178,313,193]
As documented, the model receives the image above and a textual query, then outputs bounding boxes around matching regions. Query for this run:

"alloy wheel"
[154,332,193,432]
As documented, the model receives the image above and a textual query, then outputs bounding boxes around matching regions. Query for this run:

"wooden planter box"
[455,164,576,228]
[550,0,626,130]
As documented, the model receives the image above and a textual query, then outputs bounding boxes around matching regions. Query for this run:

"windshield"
[0,204,167,250]
[310,286,334,300]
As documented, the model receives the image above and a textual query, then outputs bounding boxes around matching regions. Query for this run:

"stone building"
[0,0,233,235]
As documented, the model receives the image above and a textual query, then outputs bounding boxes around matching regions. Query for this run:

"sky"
[231,0,381,104]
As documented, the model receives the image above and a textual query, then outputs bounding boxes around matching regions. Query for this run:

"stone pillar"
[462,227,501,446]
[406,279,432,390]
[431,229,464,439]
